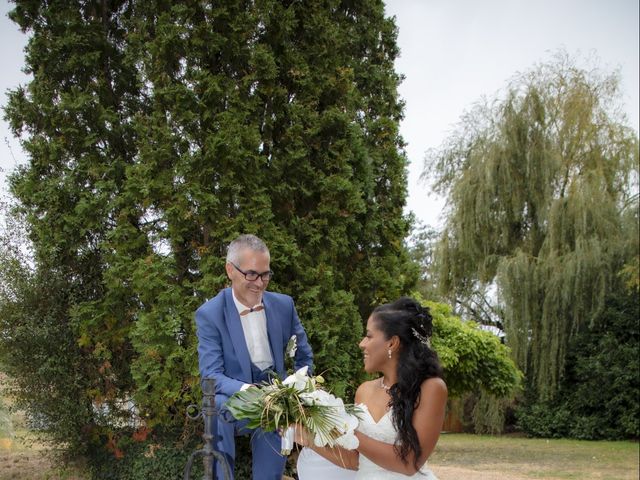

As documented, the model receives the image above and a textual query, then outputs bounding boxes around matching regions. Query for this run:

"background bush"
[518,287,639,440]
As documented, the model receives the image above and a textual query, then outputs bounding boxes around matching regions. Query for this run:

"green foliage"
[517,402,572,438]
[409,297,522,434]
[469,390,513,435]
[296,287,363,399]
[85,429,204,480]
[0,221,96,454]
[425,52,639,403]
[407,222,442,302]
[518,286,639,440]
[425,299,522,399]
[1,0,415,474]
[0,396,12,438]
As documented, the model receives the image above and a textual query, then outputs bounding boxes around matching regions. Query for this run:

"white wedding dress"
[296,448,357,480]
[297,405,438,480]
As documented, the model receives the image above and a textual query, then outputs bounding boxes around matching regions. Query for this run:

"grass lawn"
[0,393,85,480]
[429,433,639,480]
[1,428,638,479]
[0,428,87,480]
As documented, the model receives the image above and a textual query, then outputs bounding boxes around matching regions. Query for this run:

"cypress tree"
[1,0,416,465]
[3,0,142,454]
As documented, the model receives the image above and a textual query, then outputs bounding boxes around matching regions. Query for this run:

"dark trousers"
[213,364,286,480]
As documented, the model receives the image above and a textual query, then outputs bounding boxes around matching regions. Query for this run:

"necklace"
[379,377,391,392]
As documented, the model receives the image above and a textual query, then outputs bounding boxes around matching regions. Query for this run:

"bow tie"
[239,305,264,316]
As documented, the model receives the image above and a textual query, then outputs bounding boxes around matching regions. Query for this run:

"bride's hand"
[293,424,312,447]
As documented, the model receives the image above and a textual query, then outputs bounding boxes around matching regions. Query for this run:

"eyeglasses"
[231,263,273,282]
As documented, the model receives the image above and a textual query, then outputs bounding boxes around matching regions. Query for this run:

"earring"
[387,349,392,359]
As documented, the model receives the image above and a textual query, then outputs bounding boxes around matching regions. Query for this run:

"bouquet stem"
[281,425,295,455]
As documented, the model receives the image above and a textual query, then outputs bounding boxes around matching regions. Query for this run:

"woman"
[296,297,447,479]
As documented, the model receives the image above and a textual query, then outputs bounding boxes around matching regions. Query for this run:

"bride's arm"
[356,377,447,475]
[294,427,359,470]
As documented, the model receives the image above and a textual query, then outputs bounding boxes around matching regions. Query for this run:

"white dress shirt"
[231,291,273,372]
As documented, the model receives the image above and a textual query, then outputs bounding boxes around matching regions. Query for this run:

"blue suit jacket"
[196,288,314,399]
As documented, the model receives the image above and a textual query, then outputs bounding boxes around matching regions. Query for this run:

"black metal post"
[183,378,232,480]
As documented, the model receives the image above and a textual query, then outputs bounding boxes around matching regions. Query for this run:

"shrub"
[517,288,639,440]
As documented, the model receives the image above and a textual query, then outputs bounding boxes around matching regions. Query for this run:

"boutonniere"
[286,335,297,359]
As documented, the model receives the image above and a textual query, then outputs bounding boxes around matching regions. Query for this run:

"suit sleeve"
[291,301,314,374]
[195,306,245,398]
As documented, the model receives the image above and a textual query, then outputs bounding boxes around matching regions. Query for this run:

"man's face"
[225,248,271,308]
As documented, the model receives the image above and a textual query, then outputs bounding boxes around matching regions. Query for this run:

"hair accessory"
[411,327,431,348]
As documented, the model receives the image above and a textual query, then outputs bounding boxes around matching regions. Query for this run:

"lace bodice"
[355,406,437,480]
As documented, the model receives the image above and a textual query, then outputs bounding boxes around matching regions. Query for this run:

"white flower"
[335,431,359,449]
[300,389,341,407]
[282,365,310,391]
[333,405,364,449]
[281,425,295,455]
[338,411,359,433]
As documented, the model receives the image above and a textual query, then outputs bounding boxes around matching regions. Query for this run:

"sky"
[1,0,638,229]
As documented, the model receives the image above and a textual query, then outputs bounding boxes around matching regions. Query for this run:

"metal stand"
[183,378,232,480]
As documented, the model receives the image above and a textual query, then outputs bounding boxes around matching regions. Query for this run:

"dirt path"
[434,466,526,479]
[431,463,639,480]
[0,452,610,480]
[0,452,534,480]
[434,464,568,480]
[0,446,544,480]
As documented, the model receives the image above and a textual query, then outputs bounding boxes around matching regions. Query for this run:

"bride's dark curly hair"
[371,296,443,471]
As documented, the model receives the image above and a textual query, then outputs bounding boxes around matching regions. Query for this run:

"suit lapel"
[263,294,284,374]
[223,289,252,381]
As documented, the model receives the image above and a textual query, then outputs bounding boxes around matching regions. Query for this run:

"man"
[196,234,314,480]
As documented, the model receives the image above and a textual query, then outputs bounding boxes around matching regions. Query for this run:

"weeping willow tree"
[425,53,639,402]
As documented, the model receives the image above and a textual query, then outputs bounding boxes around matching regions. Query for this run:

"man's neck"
[231,289,262,310]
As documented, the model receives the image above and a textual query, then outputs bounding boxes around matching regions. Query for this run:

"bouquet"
[225,365,363,455]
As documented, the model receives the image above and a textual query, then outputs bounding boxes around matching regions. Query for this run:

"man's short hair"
[226,234,270,265]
